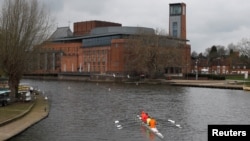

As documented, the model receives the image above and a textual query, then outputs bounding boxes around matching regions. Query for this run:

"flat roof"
[51,26,189,42]
[51,26,155,42]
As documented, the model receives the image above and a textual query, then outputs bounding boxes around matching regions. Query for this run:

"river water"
[9,79,250,141]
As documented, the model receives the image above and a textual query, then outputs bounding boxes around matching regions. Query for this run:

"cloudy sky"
[3,0,250,53]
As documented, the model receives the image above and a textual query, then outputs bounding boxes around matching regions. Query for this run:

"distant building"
[191,51,250,75]
[32,3,191,77]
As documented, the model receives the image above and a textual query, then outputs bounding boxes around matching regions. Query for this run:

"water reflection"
[140,126,156,141]
[9,80,250,141]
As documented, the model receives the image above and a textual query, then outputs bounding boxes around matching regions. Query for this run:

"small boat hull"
[136,115,164,139]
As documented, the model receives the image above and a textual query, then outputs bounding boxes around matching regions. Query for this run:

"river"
[9,79,250,141]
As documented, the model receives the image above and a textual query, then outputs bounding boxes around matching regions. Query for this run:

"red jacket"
[141,113,148,123]
[141,112,145,120]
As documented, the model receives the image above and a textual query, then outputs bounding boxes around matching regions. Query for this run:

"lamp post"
[195,60,198,80]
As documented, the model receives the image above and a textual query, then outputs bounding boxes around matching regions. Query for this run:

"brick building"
[35,20,190,76]
[34,3,191,77]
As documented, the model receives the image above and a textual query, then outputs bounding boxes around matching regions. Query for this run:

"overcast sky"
[3,0,250,53]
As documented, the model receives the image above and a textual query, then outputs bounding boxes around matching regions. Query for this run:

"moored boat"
[136,115,164,139]
[0,89,11,106]
[243,85,250,91]
[18,83,34,102]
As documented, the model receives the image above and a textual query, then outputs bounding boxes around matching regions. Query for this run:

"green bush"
[185,73,225,80]
[207,75,225,80]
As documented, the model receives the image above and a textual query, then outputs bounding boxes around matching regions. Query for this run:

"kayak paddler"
[141,112,148,123]
[146,116,151,125]
[149,117,159,132]
[140,111,145,120]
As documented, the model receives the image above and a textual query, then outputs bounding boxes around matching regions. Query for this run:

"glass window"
[82,35,121,47]
[172,22,178,37]
[170,5,181,15]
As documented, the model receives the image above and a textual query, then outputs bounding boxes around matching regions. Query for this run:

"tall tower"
[169,3,186,39]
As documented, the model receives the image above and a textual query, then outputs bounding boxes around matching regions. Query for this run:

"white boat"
[243,85,250,91]
[18,83,33,102]
[136,115,164,139]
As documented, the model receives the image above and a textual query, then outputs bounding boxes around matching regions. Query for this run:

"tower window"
[170,5,181,15]
[173,22,178,37]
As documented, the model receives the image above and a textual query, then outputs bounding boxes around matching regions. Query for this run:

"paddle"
[167,119,182,128]
[114,118,138,130]
[114,112,141,125]
[153,118,182,129]
[114,118,137,124]
[115,120,138,129]
[116,122,138,129]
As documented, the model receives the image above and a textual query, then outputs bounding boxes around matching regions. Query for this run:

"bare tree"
[0,0,52,101]
[124,35,146,74]
[124,30,183,78]
[238,38,250,57]
[227,43,238,53]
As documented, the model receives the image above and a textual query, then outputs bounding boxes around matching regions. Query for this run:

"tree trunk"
[8,76,19,102]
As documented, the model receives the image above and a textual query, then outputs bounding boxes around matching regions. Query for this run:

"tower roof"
[169,2,186,6]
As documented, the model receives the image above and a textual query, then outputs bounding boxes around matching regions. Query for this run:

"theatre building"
[34,3,191,77]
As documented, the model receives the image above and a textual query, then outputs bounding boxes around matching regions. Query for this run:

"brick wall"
[73,20,121,36]
[108,39,125,73]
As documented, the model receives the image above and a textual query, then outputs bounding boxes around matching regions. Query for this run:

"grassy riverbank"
[0,94,49,140]
[0,101,34,123]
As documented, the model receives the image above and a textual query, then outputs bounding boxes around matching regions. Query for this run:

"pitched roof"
[49,27,73,39]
